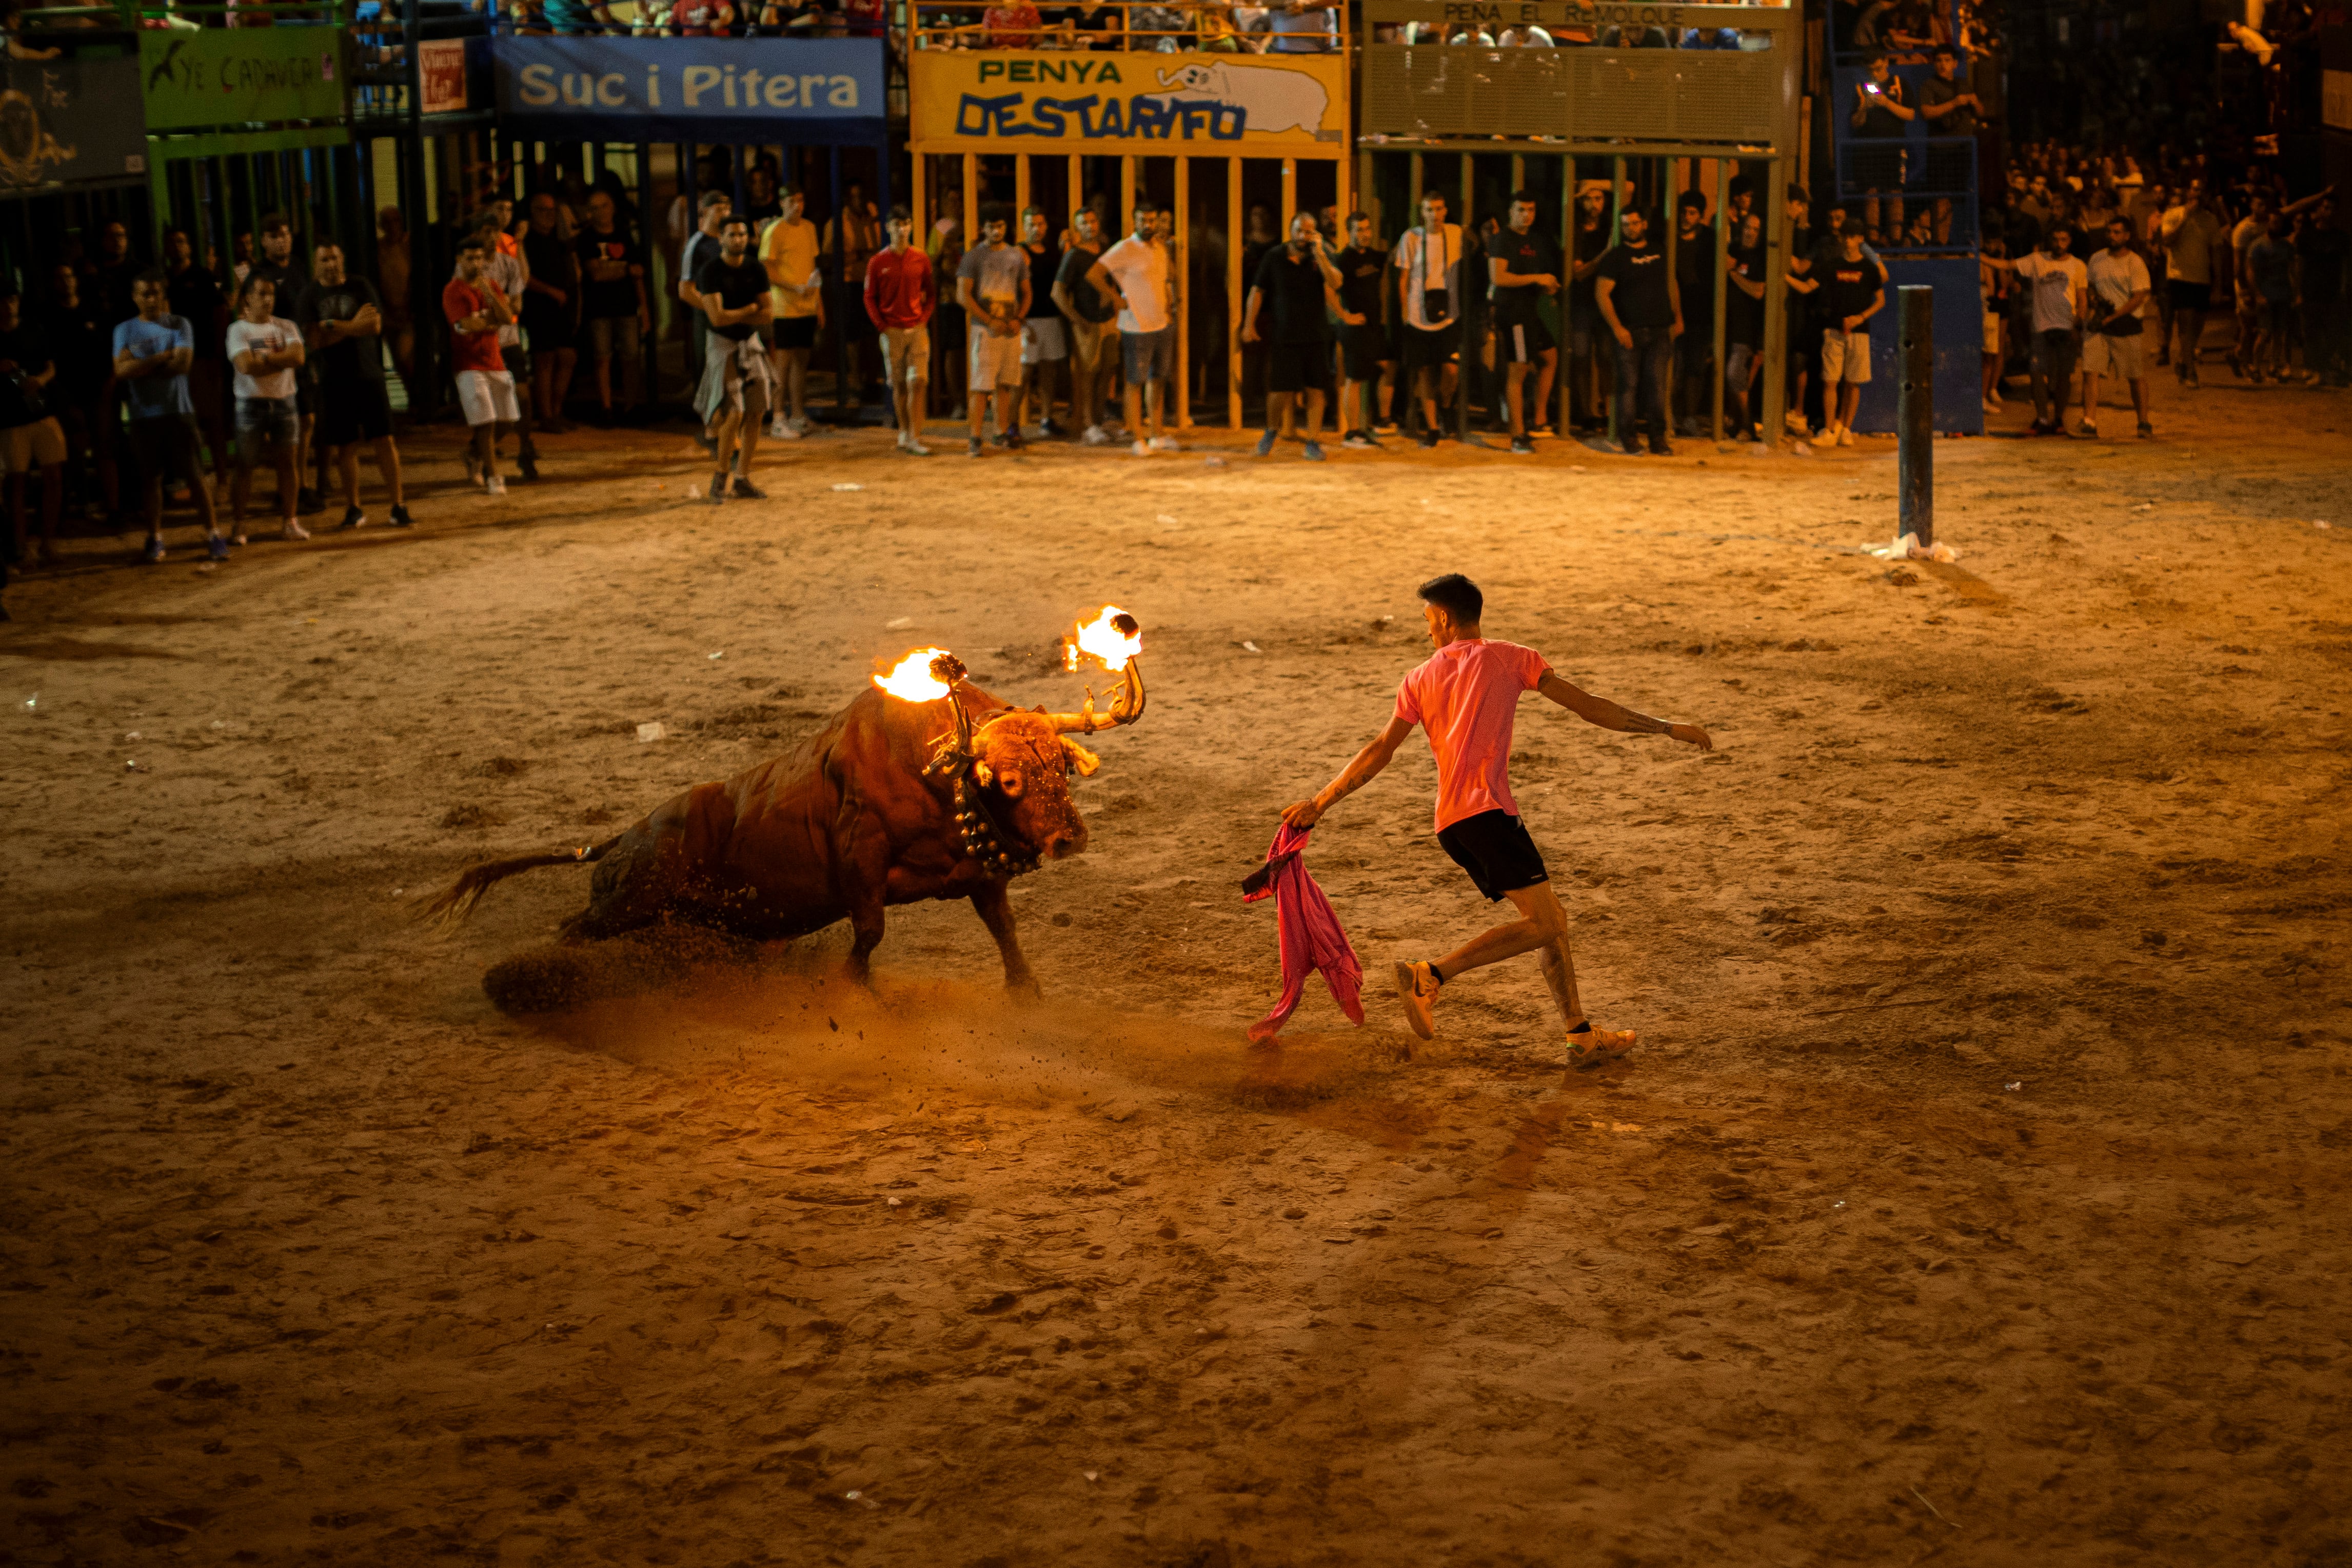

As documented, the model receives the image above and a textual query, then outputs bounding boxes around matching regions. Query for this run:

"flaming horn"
[1046,607,1146,733]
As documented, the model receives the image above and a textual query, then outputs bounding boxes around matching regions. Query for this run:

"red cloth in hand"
[1241,823,1364,1043]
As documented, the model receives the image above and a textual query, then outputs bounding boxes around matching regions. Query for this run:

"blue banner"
[491,37,884,143]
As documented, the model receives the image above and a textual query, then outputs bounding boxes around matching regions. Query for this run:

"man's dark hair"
[720,214,750,233]
[887,204,912,224]
[1344,208,1370,228]
[135,266,169,289]
[1509,189,1537,207]
[1729,174,1754,200]
[980,202,1014,228]
[1788,183,1811,205]
[260,212,291,235]
[1933,43,1956,56]
[699,189,731,213]
[781,183,804,200]
[454,236,488,256]
[1132,196,1160,216]
[1678,190,1707,213]
[1417,573,1484,625]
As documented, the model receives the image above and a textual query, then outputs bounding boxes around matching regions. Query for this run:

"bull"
[424,638,1144,1006]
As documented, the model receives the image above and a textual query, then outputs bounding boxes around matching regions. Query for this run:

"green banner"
[140,28,348,131]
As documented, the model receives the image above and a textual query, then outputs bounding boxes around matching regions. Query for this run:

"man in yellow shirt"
[759,185,822,438]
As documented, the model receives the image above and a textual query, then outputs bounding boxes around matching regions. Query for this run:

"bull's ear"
[1060,738,1102,777]
[974,761,995,788]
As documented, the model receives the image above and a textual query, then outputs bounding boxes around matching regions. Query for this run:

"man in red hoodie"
[864,205,937,457]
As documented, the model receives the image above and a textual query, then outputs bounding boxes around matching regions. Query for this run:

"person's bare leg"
[2130,375,2149,426]
[1505,362,1530,435]
[371,436,405,506]
[593,351,614,415]
[143,472,164,546]
[1434,881,1569,981]
[1124,380,1144,444]
[967,390,986,442]
[271,450,298,532]
[472,423,498,484]
[549,349,577,423]
[338,445,362,507]
[1535,931,1585,1029]
[786,350,811,424]
[734,393,763,479]
[2081,370,2101,427]
[1302,387,1325,443]
[182,449,218,538]
[1534,349,1557,426]
[709,410,739,482]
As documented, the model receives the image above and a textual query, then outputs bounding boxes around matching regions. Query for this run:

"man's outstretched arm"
[1281,714,1416,828]
[1536,672,1714,749]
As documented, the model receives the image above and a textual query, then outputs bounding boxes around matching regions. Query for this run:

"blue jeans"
[1610,326,1674,447]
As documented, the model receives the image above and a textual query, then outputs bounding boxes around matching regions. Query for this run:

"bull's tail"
[419,837,622,930]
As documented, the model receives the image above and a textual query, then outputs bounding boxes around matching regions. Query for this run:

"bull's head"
[970,712,1096,863]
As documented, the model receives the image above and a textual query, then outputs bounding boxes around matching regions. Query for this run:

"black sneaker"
[1649,438,1675,456]
[991,430,1011,449]
[967,436,984,458]
[1038,418,1064,438]
[1004,428,1026,451]
[518,453,540,483]
[1417,429,1438,449]
[338,506,365,530]
[1509,435,1535,455]
[731,475,765,500]
[705,472,729,505]
[297,486,325,515]
[387,505,415,528]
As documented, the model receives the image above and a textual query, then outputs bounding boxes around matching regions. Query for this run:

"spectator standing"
[2158,180,2224,387]
[84,221,144,330]
[1592,207,1681,455]
[2245,214,2297,383]
[469,213,540,481]
[2296,194,2346,386]
[825,182,883,407]
[1566,182,1610,434]
[1487,191,1560,454]
[1392,191,1464,449]
[955,206,1029,458]
[223,275,307,540]
[693,214,778,503]
[1917,45,1980,136]
[115,268,225,562]
[298,241,411,530]
[442,237,520,497]
[929,216,967,408]
[43,265,113,521]
[1816,228,1884,447]
[1723,210,1767,441]
[2081,215,2152,438]
[1334,210,1392,449]
[677,190,730,398]
[162,229,231,507]
[246,214,322,515]
[1782,185,1820,435]
[1241,211,1341,462]
[376,206,415,381]
[2011,223,2087,435]
[0,289,64,566]
[520,191,580,432]
[1980,235,2012,411]
[741,165,782,227]
[1670,191,1714,438]
[865,206,936,456]
[760,185,823,438]
[2229,191,2276,380]
[1091,200,1179,456]
[573,189,647,423]
[1015,207,1069,438]
[1268,0,1336,51]
[1051,205,1118,445]
[1849,54,1915,234]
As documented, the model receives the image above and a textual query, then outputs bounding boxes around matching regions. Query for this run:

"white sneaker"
[1783,410,1807,434]
[1983,396,2001,413]
[1149,434,1180,452]
[1834,427,1854,447]
[1082,424,1112,446]
[1132,440,1152,458]
[904,438,931,456]
[788,413,814,433]
[771,419,803,441]
[486,474,508,494]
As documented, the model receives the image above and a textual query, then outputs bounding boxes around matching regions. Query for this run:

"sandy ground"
[4,374,2350,1567]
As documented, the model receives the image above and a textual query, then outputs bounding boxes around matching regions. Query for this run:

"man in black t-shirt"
[1335,211,1392,448]
[0,291,65,568]
[1782,186,1822,435]
[1050,206,1118,443]
[575,189,648,423]
[1566,183,1612,433]
[1592,208,1681,455]
[1016,207,1069,438]
[1918,47,1981,137]
[248,214,323,514]
[692,216,778,504]
[1487,192,1560,454]
[44,265,113,521]
[1849,54,1914,238]
[1671,192,1717,438]
[1820,229,1886,445]
[1241,212,1342,462]
[297,242,411,532]
[1723,212,1768,442]
[520,192,580,433]
[1049,206,1116,440]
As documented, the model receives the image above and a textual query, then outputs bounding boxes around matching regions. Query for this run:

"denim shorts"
[234,395,299,451]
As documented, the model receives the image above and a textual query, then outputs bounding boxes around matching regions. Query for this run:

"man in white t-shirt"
[1391,192,1464,447]
[2082,216,2153,440]
[1087,200,1178,457]
[2010,224,2088,436]
[224,275,309,541]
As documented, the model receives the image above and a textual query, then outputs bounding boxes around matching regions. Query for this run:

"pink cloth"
[1242,824,1363,1043]
[1393,638,1552,832]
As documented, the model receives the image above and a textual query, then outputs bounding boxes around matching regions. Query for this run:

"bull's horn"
[1043,657,1146,733]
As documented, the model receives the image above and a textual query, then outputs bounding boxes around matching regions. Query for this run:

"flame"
[1064,605,1142,673]
[873,647,956,701]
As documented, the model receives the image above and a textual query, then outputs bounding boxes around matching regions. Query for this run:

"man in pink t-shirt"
[1281,573,1712,1068]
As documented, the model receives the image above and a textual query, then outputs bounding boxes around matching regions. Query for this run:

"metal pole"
[1897,284,1933,547]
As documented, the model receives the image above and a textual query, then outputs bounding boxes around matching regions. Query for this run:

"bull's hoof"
[482,948,596,1015]
[1005,975,1044,1004]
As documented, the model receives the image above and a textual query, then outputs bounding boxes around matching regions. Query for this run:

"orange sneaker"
[1393,960,1439,1040]
[1567,1027,1635,1071]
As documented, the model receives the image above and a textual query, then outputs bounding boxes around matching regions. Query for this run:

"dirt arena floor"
[4,375,2350,1567]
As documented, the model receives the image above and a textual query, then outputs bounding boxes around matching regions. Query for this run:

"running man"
[1280,573,1713,1067]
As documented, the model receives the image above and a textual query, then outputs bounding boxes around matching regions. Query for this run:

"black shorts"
[1436,809,1549,902]
[1497,316,1555,364]
[2167,279,2211,313]
[500,343,532,381]
[319,378,393,446]
[1267,339,1334,395]
[127,413,204,483]
[294,372,316,419]
[1339,322,1391,382]
[775,316,818,351]
[1402,323,1459,371]
[522,304,575,353]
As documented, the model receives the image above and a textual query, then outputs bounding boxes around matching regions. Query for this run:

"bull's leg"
[970,880,1041,998]
[833,810,892,988]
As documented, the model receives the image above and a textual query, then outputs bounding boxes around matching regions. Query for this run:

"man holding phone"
[1849,54,1914,234]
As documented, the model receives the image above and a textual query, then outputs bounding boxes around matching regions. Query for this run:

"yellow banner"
[910,50,1347,153]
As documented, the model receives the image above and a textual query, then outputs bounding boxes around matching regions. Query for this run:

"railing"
[1831,133,1978,250]
[910,0,1338,54]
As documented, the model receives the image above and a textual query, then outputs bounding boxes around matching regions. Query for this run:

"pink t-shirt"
[1393,639,1551,832]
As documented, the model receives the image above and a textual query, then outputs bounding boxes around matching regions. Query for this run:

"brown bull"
[425,647,1144,999]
